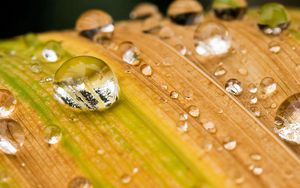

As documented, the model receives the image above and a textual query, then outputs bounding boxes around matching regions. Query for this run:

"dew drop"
[188,105,200,117]
[53,56,119,111]
[76,9,114,43]
[0,119,25,155]
[130,3,160,20]
[250,106,261,117]
[194,22,231,57]
[174,44,187,56]
[0,89,16,117]
[248,83,258,94]
[274,93,300,144]
[68,176,92,188]
[177,121,189,133]
[203,121,217,133]
[214,66,227,77]
[170,91,179,99]
[167,0,203,25]
[249,95,258,105]
[183,89,193,100]
[118,41,141,66]
[179,112,189,121]
[258,77,277,99]
[140,64,153,76]
[212,0,247,20]
[142,15,162,34]
[44,125,62,145]
[234,176,245,185]
[42,41,63,62]
[97,149,105,155]
[249,164,264,175]
[132,167,139,174]
[250,153,262,161]
[39,76,54,84]
[223,139,237,151]
[30,63,42,73]
[225,79,243,96]
[121,174,132,184]
[258,3,290,35]
[268,41,281,54]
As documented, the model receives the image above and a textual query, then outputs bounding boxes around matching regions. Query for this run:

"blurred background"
[0,0,299,38]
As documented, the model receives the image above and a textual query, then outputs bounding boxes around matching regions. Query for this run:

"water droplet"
[158,26,175,39]
[167,0,203,25]
[194,22,231,57]
[39,76,54,83]
[250,106,261,117]
[170,91,179,99]
[161,84,168,90]
[133,167,139,174]
[142,15,162,34]
[270,103,277,109]
[130,3,160,20]
[0,89,16,117]
[30,63,42,73]
[97,149,105,155]
[68,176,92,188]
[249,95,258,105]
[140,64,153,76]
[234,176,245,184]
[249,164,264,175]
[258,3,290,35]
[248,83,258,94]
[121,174,132,184]
[177,121,189,133]
[223,139,237,151]
[214,66,227,77]
[225,79,243,96]
[258,77,277,99]
[274,93,300,144]
[238,68,248,76]
[0,119,25,155]
[53,56,119,111]
[42,41,63,62]
[188,105,200,117]
[44,125,62,145]
[0,171,10,183]
[203,121,216,133]
[179,112,189,121]
[118,41,141,65]
[213,0,247,20]
[174,44,187,56]
[203,141,213,152]
[250,153,262,161]
[76,9,114,42]
[183,89,193,100]
[268,41,281,54]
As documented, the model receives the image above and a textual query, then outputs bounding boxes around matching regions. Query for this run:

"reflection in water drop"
[44,125,62,145]
[212,0,247,20]
[194,22,231,57]
[130,3,160,20]
[258,3,290,35]
[167,0,203,25]
[42,41,63,62]
[118,41,141,65]
[0,89,16,117]
[225,79,243,96]
[53,56,119,111]
[76,9,114,42]
[258,77,277,99]
[0,119,25,155]
[68,176,92,188]
[274,93,300,144]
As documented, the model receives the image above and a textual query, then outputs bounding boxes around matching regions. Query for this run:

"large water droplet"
[76,9,114,42]
[0,89,16,117]
[118,41,141,65]
[53,56,119,111]
[68,176,92,188]
[44,125,62,145]
[194,22,231,57]
[130,3,160,20]
[274,93,300,144]
[258,77,277,99]
[167,0,203,25]
[212,0,247,20]
[0,119,25,155]
[225,79,243,96]
[258,3,290,35]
